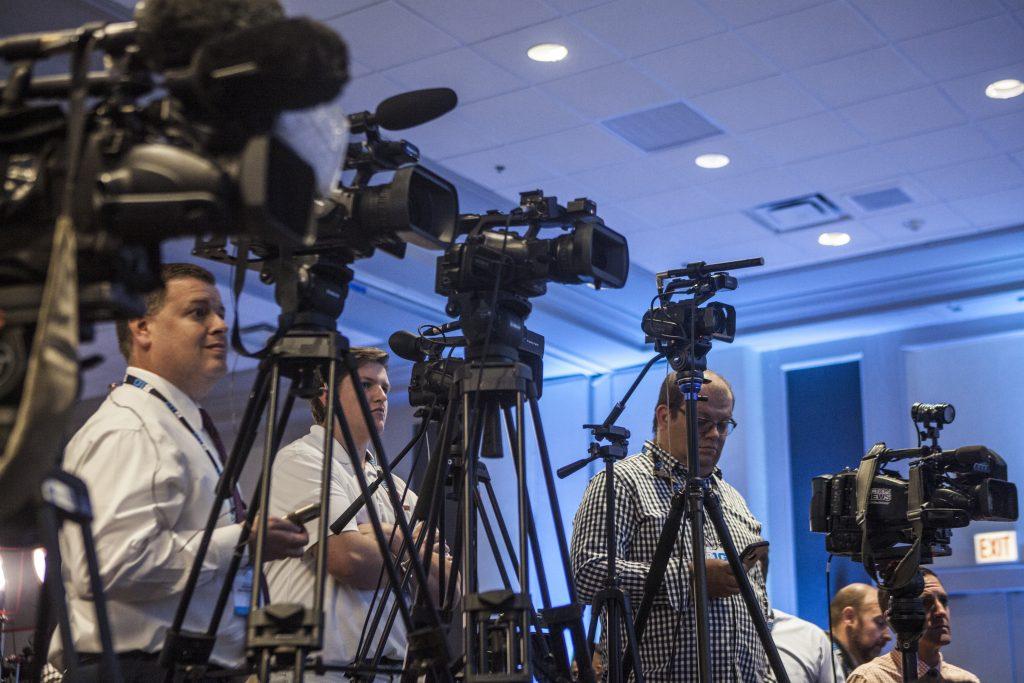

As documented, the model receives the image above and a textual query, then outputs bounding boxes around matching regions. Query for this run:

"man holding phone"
[571,370,773,681]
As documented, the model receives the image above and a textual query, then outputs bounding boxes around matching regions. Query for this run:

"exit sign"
[974,530,1019,564]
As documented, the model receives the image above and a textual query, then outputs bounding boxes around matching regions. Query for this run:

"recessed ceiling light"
[818,231,851,247]
[527,43,568,63]
[694,153,730,169]
[985,78,1024,100]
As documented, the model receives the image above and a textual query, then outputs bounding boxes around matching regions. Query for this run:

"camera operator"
[265,347,451,681]
[847,568,978,682]
[55,263,308,681]
[570,369,772,681]
[829,583,892,677]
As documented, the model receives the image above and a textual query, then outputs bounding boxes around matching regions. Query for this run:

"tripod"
[622,259,789,683]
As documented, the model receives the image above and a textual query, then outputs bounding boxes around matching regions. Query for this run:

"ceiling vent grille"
[848,186,914,212]
[602,100,722,152]
[748,193,850,233]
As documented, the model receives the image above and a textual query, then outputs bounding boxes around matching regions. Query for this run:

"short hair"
[310,346,389,426]
[115,263,217,362]
[651,369,734,435]
[829,583,876,628]
[877,567,937,614]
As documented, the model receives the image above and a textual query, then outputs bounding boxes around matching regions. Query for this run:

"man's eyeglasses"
[695,417,738,436]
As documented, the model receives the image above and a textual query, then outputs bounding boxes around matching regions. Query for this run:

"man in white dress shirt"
[772,609,846,682]
[58,263,308,681]
[266,347,450,681]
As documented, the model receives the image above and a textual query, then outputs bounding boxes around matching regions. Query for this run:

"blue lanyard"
[123,374,224,478]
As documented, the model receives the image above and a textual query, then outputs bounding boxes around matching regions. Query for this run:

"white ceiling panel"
[913,155,1024,202]
[790,47,929,108]
[572,0,724,57]
[701,0,827,28]
[838,87,967,143]
[382,48,526,104]
[338,72,406,114]
[501,124,643,175]
[897,15,1024,80]
[634,235,810,274]
[456,88,585,143]
[326,1,458,70]
[739,1,885,70]
[739,112,866,164]
[565,158,695,203]
[836,176,940,216]
[396,0,557,44]
[850,0,1006,41]
[777,221,884,259]
[940,60,1024,120]
[619,185,726,224]
[978,110,1024,150]
[538,62,673,120]
[439,146,556,190]
[871,126,999,174]
[284,0,382,21]
[631,32,777,99]
[470,18,621,83]
[860,203,975,246]
[947,186,1024,229]
[690,75,824,133]
[698,167,814,209]
[654,212,773,249]
[402,109,500,160]
[593,204,659,236]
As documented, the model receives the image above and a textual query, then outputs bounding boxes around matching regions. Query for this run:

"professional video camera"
[810,402,1018,563]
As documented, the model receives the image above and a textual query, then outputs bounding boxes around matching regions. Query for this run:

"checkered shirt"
[570,441,773,682]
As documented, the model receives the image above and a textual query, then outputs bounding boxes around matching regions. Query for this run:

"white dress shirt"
[772,609,847,683]
[265,425,417,682]
[55,367,245,666]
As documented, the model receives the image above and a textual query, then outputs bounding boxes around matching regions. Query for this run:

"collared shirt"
[265,425,417,682]
[56,367,245,666]
[772,610,846,683]
[847,650,979,682]
[570,441,772,682]
[833,640,857,677]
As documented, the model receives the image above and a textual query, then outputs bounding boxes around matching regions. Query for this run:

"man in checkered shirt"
[571,369,773,681]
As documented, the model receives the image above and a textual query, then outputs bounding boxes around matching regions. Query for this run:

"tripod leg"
[703,490,790,683]
[32,504,77,682]
[78,509,122,683]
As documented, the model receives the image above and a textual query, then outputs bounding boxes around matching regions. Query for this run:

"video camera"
[810,402,1018,563]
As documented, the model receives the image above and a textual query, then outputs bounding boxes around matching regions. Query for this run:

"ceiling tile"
[978,111,1024,150]
[940,60,1024,120]
[631,235,810,275]
[700,0,826,28]
[619,185,726,224]
[871,125,999,174]
[284,0,382,20]
[691,76,824,133]
[395,0,557,43]
[593,204,659,235]
[947,186,1024,229]
[835,176,940,215]
[739,1,885,70]
[790,47,929,108]
[839,87,968,143]
[456,88,585,143]
[776,221,884,259]
[566,159,694,203]
[501,125,644,175]
[897,15,1024,80]
[657,212,773,248]
[631,32,777,98]
[740,112,866,164]
[787,146,909,189]
[470,18,621,83]
[547,0,611,11]
[400,109,501,160]
[439,146,555,189]
[1014,149,1024,172]
[572,0,725,57]
[339,72,407,114]
[698,167,816,211]
[538,62,673,120]
[860,203,974,245]
[850,0,1006,41]
[382,48,526,104]
[349,60,373,78]
[913,155,1024,201]
[326,1,458,70]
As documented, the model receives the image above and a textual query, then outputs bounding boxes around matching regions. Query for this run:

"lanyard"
[123,374,224,478]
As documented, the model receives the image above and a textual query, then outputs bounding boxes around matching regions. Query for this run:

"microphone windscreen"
[135,0,285,71]
[388,330,425,362]
[375,88,457,131]
[189,17,349,131]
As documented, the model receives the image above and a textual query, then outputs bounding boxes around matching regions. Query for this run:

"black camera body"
[811,443,1018,562]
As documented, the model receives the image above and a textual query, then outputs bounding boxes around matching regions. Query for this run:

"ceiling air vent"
[602,100,722,152]
[748,193,850,233]
[848,186,914,212]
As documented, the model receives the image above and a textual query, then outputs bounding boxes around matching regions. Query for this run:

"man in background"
[773,609,846,682]
[829,583,892,677]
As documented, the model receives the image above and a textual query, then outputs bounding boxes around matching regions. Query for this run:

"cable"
[825,553,839,683]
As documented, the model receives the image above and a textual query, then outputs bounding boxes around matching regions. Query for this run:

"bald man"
[829,583,892,676]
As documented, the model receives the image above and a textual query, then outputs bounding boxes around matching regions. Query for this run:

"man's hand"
[257,516,309,561]
[704,558,741,598]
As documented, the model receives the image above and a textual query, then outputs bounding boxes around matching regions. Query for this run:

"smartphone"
[286,502,321,526]
[740,540,769,563]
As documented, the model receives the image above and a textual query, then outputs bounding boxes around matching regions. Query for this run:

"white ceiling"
[227,0,1024,276]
